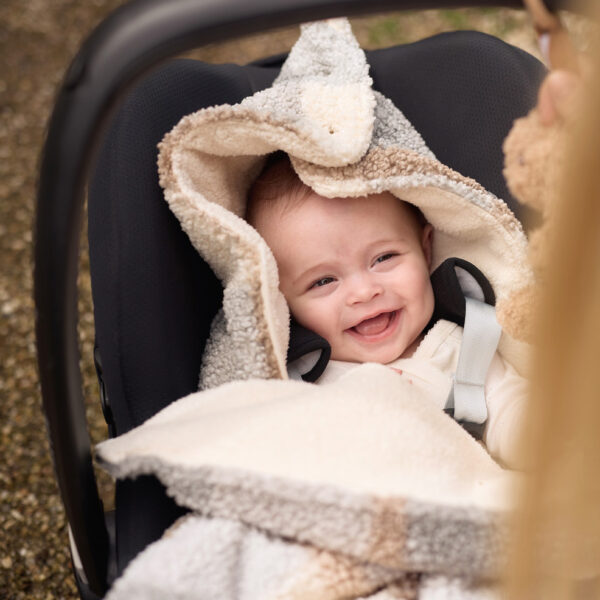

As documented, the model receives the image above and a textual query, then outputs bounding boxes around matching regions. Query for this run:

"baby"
[247,153,434,365]
[247,153,527,468]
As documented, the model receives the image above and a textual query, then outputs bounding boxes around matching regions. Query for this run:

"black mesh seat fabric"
[88,30,545,576]
[89,59,280,575]
[369,31,545,222]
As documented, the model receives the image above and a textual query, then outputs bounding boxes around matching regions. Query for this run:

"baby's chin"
[330,346,405,365]
[330,332,425,363]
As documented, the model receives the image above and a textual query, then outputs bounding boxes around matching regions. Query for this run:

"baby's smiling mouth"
[347,310,399,338]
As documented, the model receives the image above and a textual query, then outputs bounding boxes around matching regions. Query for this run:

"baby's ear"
[421,223,434,269]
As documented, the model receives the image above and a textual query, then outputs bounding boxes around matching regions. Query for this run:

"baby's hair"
[246,152,313,226]
[246,150,428,230]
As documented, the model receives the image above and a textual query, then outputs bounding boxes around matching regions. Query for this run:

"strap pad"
[444,297,502,439]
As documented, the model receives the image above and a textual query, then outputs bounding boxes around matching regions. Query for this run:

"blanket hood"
[157,19,532,389]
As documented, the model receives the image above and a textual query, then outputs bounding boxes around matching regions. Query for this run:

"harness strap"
[445,297,502,435]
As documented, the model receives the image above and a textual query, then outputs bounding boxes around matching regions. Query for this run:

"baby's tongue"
[353,312,391,336]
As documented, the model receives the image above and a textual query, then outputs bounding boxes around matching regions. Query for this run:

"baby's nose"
[346,273,383,304]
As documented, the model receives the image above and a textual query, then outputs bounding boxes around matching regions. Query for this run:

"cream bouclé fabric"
[97,18,532,599]
[157,18,376,390]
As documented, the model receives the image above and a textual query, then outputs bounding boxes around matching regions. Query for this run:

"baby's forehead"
[250,184,428,253]
[274,190,424,228]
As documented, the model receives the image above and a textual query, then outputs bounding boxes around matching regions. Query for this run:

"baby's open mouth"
[348,310,399,338]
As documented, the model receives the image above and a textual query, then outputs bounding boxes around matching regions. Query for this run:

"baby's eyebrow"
[292,262,333,286]
[368,237,410,248]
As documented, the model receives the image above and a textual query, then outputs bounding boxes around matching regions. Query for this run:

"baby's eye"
[374,252,398,264]
[310,276,335,289]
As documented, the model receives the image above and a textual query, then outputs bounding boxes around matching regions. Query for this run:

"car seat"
[35,0,576,597]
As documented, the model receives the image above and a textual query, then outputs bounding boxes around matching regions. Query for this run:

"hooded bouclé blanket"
[97,18,531,599]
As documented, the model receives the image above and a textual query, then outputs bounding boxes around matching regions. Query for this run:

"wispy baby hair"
[246,151,313,226]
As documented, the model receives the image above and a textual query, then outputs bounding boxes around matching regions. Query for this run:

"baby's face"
[255,190,435,363]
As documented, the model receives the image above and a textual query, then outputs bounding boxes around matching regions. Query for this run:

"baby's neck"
[395,333,424,361]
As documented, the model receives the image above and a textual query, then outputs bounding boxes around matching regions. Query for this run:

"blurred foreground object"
[506,6,600,597]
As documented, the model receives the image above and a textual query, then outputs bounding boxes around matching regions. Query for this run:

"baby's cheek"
[288,298,321,331]
[404,265,434,313]
[399,264,432,301]
[422,282,435,318]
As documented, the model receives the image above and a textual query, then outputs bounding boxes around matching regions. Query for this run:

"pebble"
[1,1,126,597]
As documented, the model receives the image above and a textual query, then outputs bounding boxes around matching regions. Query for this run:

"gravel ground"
[0,2,590,598]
